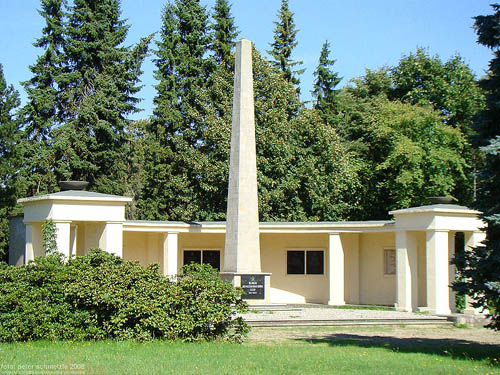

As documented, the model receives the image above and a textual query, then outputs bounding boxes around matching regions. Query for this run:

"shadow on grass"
[294,333,500,366]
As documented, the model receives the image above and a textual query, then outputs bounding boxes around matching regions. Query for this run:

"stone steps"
[248,305,303,312]
[246,317,453,327]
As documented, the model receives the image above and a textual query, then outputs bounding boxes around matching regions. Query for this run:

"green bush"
[0,249,248,342]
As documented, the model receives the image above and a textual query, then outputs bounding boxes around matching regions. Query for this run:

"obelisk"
[224,39,262,275]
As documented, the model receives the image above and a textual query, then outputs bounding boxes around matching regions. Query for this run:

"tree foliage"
[391,48,485,137]
[335,93,469,219]
[18,0,66,198]
[268,0,304,91]
[312,40,342,124]
[211,0,238,69]
[140,0,214,221]
[0,65,21,261]
[53,0,152,195]
[337,48,485,216]
[453,4,500,330]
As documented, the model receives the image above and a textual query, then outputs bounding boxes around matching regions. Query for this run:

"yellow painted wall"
[123,232,162,268]
[260,233,329,304]
[359,232,396,305]
[121,230,400,306]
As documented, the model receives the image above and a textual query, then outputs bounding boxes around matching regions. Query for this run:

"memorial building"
[11,40,485,315]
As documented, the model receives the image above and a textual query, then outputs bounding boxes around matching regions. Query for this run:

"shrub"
[0,249,248,342]
[41,219,58,255]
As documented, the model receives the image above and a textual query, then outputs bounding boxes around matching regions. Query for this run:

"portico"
[391,204,484,314]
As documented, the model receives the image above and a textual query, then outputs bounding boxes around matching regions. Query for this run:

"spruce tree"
[140,0,213,220]
[312,40,342,124]
[0,64,21,261]
[211,0,238,69]
[453,4,500,330]
[19,0,66,197]
[54,0,151,195]
[268,0,304,92]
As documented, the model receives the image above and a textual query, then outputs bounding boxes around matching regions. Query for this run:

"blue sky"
[0,0,495,119]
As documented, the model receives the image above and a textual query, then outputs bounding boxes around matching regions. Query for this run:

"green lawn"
[0,328,498,375]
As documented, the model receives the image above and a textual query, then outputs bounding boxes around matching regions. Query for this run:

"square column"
[55,221,71,258]
[163,232,178,278]
[448,232,456,313]
[328,232,345,305]
[25,224,34,264]
[426,230,451,315]
[99,222,124,257]
[70,225,77,257]
[396,231,418,311]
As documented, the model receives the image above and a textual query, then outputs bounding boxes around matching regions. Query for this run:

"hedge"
[0,249,248,342]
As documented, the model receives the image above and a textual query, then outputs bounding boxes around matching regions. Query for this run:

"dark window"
[287,251,305,274]
[287,250,324,275]
[184,250,201,266]
[183,250,220,271]
[203,250,220,271]
[307,251,324,274]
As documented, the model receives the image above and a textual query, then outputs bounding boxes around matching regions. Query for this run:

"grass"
[0,327,498,375]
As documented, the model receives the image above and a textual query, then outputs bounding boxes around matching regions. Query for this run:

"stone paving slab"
[240,306,443,322]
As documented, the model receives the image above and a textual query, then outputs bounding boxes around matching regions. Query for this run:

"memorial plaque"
[241,275,265,299]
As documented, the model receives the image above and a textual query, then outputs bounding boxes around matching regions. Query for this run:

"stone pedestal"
[220,272,271,304]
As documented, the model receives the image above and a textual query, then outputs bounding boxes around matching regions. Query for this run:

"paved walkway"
[239,304,452,326]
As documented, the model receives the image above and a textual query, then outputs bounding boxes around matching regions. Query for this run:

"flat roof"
[18,190,133,204]
[124,219,395,233]
[389,204,480,216]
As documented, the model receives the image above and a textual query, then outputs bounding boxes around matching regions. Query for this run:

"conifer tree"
[268,0,304,92]
[19,0,66,197]
[312,40,342,124]
[0,64,21,261]
[54,0,151,195]
[453,4,500,330]
[211,0,238,69]
[140,0,213,220]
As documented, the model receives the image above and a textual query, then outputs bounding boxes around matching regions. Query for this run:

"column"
[25,224,34,264]
[328,232,345,305]
[163,232,178,278]
[70,225,78,257]
[396,231,418,311]
[448,232,456,313]
[55,221,71,258]
[463,231,487,314]
[426,230,451,315]
[99,222,123,257]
